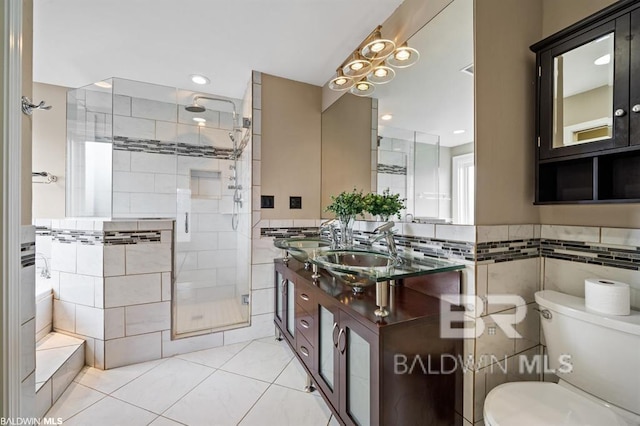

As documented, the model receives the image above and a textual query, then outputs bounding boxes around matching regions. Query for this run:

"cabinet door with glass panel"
[536,16,632,159]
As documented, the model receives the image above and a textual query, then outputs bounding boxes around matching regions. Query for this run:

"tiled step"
[35,332,85,418]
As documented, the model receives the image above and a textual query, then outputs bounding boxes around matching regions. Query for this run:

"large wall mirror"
[321,0,474,224]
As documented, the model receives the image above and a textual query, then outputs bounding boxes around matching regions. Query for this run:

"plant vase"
[338,215,355,248]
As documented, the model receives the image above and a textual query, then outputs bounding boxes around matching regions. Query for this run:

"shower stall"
[66,77,253,337]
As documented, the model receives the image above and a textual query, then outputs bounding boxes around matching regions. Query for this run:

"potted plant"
[364,189,406,221]
[325,188,366,247]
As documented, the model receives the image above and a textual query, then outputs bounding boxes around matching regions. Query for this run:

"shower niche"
[66,77,253,338]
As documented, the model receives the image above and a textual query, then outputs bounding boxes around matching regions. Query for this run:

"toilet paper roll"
[584,278,631,316]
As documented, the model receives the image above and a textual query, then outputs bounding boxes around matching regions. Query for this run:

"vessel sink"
[311,249,397,293]
[273,237,332,263]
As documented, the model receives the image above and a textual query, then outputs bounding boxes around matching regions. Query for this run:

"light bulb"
[190,74,210,85]
[371,42,386,53]
[351,62,364,71]
[395,49,411,61]
[356,82,369,91]
[334,77,348,86]
[374,68,388,77]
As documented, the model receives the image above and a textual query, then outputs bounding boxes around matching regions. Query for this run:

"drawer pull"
[300,293,310,301]
[300,346,309,357]
[300,319,310,329]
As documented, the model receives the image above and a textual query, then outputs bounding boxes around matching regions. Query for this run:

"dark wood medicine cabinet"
[531,0,640,204]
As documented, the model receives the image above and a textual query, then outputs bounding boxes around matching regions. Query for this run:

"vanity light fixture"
[381,114,393,121]
[329,69,355,91]
[328,25,419,96]
[350,80,375,97]
[190,74,210,85]
[387,43,420,68]
[594,54,611,66]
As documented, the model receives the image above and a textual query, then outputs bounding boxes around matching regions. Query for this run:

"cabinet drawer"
[295,331,314,371]
[295,304,314,343]
[296,282,315,313]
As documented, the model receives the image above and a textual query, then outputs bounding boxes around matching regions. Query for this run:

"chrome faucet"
[369,221,401,262]
[320,218,339,249]
[36,253,51,279]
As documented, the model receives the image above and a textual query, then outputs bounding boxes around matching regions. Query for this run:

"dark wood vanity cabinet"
[531,0,640,203]
[274,259,463,426]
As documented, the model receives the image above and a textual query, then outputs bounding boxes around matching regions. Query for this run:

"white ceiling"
[33,0,405,99]
[34,0,474,148]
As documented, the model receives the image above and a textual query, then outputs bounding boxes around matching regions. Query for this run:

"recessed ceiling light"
[190,74,210,85]
[381,114,393,121]
[594,54,611,66]
[94,81,112,88]
[192,117,206,123]
[453,129,465,134]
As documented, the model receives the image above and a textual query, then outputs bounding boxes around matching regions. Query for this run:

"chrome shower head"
[185,102,206,113]
[228,132,236,143]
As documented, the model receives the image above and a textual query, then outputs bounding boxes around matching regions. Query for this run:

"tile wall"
[467,223,640,426]
[20,225,36,417]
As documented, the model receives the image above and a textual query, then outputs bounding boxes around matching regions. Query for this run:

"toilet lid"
[484,382,633,426]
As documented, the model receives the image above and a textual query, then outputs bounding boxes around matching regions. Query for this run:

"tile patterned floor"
[45,337,340,426]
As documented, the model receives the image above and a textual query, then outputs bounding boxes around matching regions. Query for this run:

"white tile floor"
[45,336,340,426]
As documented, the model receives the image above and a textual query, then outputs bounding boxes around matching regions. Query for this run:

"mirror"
[553,32,614,148]
[321,0,474,224]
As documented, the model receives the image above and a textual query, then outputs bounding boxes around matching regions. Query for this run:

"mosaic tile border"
[377,164,407,175]
[477,237,640,270]
[46,228,162,246]
[261,227,320,238]
[476,239,540,263]
[114,136,236,160]
[541,239,640,271]
[21,241,36,268]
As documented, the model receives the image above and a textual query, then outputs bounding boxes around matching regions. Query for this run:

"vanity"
[273,256,465,426]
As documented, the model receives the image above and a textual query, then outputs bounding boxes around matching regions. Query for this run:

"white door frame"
[2,0,24,417]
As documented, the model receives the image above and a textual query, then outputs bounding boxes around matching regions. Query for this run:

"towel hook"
[21,96,52,115]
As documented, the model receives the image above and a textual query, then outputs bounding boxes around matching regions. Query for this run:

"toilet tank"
[535,290,640,416]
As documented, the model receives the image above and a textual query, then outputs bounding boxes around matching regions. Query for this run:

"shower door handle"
[185,213,189,234]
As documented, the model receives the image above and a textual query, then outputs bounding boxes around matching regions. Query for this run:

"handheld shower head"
[185,102,206,113]
[228,132,236,143]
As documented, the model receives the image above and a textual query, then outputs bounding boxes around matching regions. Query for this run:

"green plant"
[325,188,366,218]
[364,189,406,219]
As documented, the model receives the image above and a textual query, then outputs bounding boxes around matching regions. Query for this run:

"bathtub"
[35,277,53,342]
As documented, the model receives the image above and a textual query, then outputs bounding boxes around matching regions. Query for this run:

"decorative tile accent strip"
[261,227,320,238]
[104,231,162,245]
[476,239,540,263]
[48,228,162,246]
[113,136,236,160]
[21,241,36,268]
[541,239,640,271]
[377,163,406,175]
[53,230,104,245]
[35,226,51,236]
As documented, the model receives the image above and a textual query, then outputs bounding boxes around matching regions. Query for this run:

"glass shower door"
[173,95,250,337]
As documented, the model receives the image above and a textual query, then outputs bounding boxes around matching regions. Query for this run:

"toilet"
[483,290,640,426]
